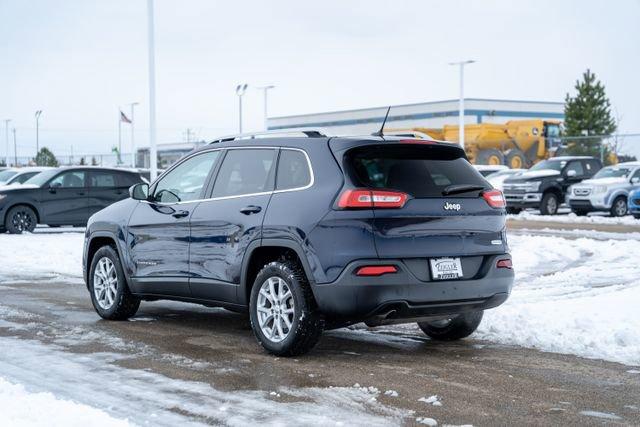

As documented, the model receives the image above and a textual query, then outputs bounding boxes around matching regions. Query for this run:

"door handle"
[240,205,262,215]
[172,210,189,219]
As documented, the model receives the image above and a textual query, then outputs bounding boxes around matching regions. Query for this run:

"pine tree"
[564,69,616,160]
[34,147,59,167]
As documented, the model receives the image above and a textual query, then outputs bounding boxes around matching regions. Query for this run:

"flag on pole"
[120,111,132,123]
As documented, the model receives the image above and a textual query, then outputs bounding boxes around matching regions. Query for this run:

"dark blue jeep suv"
[83,131,514,356]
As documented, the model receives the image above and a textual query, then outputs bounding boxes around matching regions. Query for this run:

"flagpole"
[147,0,158,181]
[118,111,122,164]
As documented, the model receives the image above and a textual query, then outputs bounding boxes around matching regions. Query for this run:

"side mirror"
[129,183,149,200]
[566,170,577,178]
[49,182,62,189]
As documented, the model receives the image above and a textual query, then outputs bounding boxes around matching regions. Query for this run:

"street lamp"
[256,85,275,131]
[3,119,10,166]
[127,102,139,167]
[236,83,248,133]
[147,0,158,180]
[449,60,475,150]
[35,110,43,159]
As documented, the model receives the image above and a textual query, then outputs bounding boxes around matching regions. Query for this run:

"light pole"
[256,85,275,131]
[147,0,158,180]
[12,128,17,166]
[449,60,475,150]
[236,83,248,134]
[3,119,10,166]
[127,102,139,167]
[34,110,43,163]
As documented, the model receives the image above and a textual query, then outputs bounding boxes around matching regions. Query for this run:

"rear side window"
[116,172,140,187]
[213,149,276,197]
[276,149,311,190]
[90,171,117,187]
[346,145,489,198]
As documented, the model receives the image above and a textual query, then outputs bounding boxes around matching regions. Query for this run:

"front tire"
[5,205,37,234]
[89,246,140,320]
[571,209,589,216]
[506,207,522,215]
[418,311,484,341]
[610,196,628,217]
[539,193,559,215]
[249,260,323,356]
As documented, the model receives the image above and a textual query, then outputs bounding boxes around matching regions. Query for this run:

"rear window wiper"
[442,184,485,196]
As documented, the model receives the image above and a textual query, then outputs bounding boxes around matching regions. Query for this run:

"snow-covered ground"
[508,210,640,226]
[0,377,130,427]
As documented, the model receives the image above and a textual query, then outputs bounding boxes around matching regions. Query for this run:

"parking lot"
[0,217,638,426]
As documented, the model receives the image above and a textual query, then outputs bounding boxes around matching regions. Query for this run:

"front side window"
[50,171,86,188]
[276,149,311,190]
[152,150,220,203]
[564,161,584,176]
[213,149,276,197]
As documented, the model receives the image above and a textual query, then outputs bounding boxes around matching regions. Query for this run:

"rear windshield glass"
[345,145,489,198]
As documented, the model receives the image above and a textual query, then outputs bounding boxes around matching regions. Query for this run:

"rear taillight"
[496,259,513,269]
[338,189,408,209]
[355,265,398,276]
[482,189,506,208]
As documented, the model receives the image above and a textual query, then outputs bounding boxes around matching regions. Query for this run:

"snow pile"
[419,395,442,407]
[0,377,130,427]
[508,210,639,226]
[477,234,640,366]
[0,232,83,281]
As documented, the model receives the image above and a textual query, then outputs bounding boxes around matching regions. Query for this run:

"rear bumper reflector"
[356,265,398,277]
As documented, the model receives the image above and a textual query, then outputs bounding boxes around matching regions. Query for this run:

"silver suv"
[568,162,640,216]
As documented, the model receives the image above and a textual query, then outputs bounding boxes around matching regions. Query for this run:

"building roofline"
[269,98,564,120]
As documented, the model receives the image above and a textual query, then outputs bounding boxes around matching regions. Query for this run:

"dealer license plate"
[429,257,463,280]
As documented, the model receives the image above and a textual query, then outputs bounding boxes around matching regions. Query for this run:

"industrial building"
[267,98,564,136]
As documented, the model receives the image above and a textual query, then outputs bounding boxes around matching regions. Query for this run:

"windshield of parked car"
[592,166,632,179]
[486,170,520,179]
[23,169,59,187]
[0,170,18,183]
[529,160,566,172]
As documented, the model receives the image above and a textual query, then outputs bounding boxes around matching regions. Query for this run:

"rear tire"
[418,311,484,341]
[634,214,640,220]
[610,196,628,217]
[89,246,140,320]
[249,260,323,356]
[539,193,559,215]
[571,209,589,216]
[5,205,37,234]
[476,149,504,166]
[505,149,526,169]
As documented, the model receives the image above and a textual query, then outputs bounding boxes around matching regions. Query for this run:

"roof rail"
[210,127,329,144]
[383,130,432,140]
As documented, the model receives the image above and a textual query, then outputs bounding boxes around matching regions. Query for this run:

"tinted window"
[346,145,489,198]
[153,150,220,203]
[50,171,86,188]
[276,150,311,190]
[565,161,584,176]
[11,172,39,184]
[0,170,18,183]
[89,171,117,187]
[213,149,276,197]
[117,172,141,187]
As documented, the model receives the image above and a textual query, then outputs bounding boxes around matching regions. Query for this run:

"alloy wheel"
[256,276,295,343]
[11,210,34,232]
[93,257,118,310]
[614,199,627,216]
[546,196,558,214]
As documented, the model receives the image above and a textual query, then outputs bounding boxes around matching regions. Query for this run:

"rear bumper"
[504,191,542,209]
[311,254,514,321]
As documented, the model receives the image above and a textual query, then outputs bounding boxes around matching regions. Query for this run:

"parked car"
[485,168,526,191]
[0,167,52,187]
[502,156,602,215]
[567,162,640,216]
[474,164,509,177]
[83,131,514,356]
[629,188,640,219]
[0,167,145,233]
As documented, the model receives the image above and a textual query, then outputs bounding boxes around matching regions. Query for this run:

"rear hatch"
[331,139,507,266]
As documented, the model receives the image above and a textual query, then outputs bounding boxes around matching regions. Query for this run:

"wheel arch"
[85,231,128,288]
[240,238,315,307]
[3,202,41,225]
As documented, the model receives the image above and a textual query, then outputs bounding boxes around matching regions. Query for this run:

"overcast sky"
[1,0,639,159]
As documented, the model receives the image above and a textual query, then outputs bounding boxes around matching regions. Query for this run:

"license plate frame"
[429,257,463,280]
